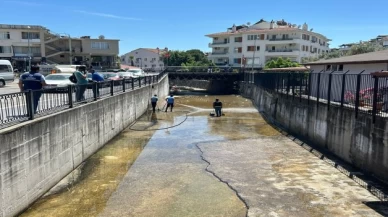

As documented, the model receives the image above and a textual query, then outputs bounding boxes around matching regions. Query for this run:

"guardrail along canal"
[20,95,387,217]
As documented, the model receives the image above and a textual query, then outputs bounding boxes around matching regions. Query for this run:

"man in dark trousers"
[165,94,174,112]
[151,94,158,112]
[19,65,47,114]
[213,98,223,117]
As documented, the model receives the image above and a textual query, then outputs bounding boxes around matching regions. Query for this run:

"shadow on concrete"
[362,201,388,216]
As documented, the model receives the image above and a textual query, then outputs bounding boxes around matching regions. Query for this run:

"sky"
[1,0,387,55]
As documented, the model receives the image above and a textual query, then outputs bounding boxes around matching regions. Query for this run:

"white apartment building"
[205,19,330,67]
[121,48,166,71]
[0,24,119,71]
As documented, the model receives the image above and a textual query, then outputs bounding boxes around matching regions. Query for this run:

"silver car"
[0,60,14,87]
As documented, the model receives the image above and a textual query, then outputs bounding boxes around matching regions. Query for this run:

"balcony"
[268,38,295,41]
[265,49,300,55]
[209,41,229,47]
[210,51,229,56]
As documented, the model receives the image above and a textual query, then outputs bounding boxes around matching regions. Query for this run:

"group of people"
[150,94,223,117]
[18,65,104,114]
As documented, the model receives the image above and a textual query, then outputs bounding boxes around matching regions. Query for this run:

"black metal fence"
[243,71,388,123]
[165,66,246,73]
[0,71,167,129]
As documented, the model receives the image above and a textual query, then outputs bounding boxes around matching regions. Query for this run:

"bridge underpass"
[20,94,387,217]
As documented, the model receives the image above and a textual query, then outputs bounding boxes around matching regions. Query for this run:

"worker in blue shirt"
[91,69,104,98]
[18,65,47,114]
[165,94,174,112]
[151,94,158,112]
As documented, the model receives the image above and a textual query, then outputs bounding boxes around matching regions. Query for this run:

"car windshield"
[103,73,117,78]
[128,70,142,74]
[45,74,70,80]
[118,72,132,76]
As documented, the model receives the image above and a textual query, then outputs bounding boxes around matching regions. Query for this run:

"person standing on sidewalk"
[74,66,88,102]
[91,68,104,98]
[165,94,174,112]
[213,98,223,117]
[151,94,158,112]
[19,65,47,114]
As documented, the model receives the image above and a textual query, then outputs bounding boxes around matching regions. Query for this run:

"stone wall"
[241,83,388,182]
[0,75,169,217]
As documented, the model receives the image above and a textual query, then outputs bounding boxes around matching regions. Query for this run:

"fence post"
[299,73,303,102]
[354,70,365,118]
[93,82,98,101]
[110,80,114,96]
[372,76,379,123]
[123,78,126,92]
[149,76,151,85]
[316,71,322,107]
[340,70,350,108]
[286,73,291,98]
[68,85,73,108]
[132,78,134,90]
[291,72,295,100]
[327,70,335,110]
[139,77,142,87]
[307,71,313,105]
[25,90,34,120]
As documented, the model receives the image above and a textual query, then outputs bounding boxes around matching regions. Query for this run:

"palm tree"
[129,56,134,66]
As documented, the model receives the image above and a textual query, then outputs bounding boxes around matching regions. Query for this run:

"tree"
[129,56,134,66]
[265,57,300,69]
[160,50,214,67]
[348,42,383,55]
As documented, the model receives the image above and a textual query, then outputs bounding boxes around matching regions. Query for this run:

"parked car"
[101,72,122,85]
[0,60,14,87]
[127,69,145,78]
[44,73,73,92]
[118,72,135,82]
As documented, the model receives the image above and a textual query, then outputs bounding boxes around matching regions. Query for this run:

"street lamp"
[27,26,31,71]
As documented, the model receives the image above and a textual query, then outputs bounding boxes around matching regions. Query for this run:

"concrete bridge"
[1,71,388,217]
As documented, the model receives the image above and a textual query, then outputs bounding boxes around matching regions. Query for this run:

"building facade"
[205,19,330,67]
[121,48,166,71]
[0,24,119,71]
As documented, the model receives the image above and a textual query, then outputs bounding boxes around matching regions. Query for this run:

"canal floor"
[20,95,387,217]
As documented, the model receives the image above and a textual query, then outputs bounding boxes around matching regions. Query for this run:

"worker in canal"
[213,98,223,117]
[19,65,47,114]
[151,94,158,112]
[165,94,175,112]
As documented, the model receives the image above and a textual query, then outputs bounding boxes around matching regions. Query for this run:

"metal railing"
[0,72,167,129]
[243,71,388,122]
[165,66,246,73]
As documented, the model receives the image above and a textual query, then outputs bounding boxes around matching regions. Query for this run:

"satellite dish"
[99,35,105,39]
[247,22,251,26]
[310,28,313,31]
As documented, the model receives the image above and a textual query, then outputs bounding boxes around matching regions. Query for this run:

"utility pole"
[68,34,72,65]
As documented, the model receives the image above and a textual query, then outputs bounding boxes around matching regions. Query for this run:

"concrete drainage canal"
[19,95,388,217]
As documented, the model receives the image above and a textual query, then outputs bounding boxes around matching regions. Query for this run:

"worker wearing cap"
[19,65,47,113]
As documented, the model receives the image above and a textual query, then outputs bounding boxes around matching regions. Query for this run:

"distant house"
[305,49,388,73]
[121,48,166,70]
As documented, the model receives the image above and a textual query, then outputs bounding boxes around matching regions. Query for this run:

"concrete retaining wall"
[0,75,169,217]
[241,83,388,182]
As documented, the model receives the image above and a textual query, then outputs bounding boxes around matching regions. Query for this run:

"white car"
[44,73,73,89]
[127,69,145,78]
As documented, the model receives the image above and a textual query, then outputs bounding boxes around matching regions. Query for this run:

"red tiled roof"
[120,64,139,69]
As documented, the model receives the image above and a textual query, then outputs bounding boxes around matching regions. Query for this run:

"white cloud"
[73,10,142,21]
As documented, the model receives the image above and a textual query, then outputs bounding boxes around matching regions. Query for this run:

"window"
[234,37,242,42]
[144,58,147,61]
[145,65,148,67]
[152,64,156,67]
[0,46,11,53]
[60,55,65,58]
[21,32,40,39]
[247,46,255,51]
[256,46,260,51]
[260,34,265,40]
[151,58,156,61]
[247,35,258,40]
[272,35,276,40]
[338,65,344,71]
[234,58,242,64]
[272,46,275,51]
[0,65,12,73]
[91,42,109,50]
[326,65,331,71]
[13,46,40,55]
[0,32,10,39]
[331,65,338,71]
[235,47,242,53]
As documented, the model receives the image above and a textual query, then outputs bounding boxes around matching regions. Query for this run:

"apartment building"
[121,48,166,71]
[0,24,119,71]
[205,19,330,67]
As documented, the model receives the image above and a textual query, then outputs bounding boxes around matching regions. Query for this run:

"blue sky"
[1,0,387,55]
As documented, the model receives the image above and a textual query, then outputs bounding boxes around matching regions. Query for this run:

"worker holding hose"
[213,99,223,117]
[165,94,175,112]
[151,94,158,112]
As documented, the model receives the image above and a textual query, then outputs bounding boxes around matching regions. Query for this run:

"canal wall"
[241,83,388,182]
[0,75,169,217]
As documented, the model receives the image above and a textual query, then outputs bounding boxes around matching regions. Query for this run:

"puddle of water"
[20,115,158,217]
